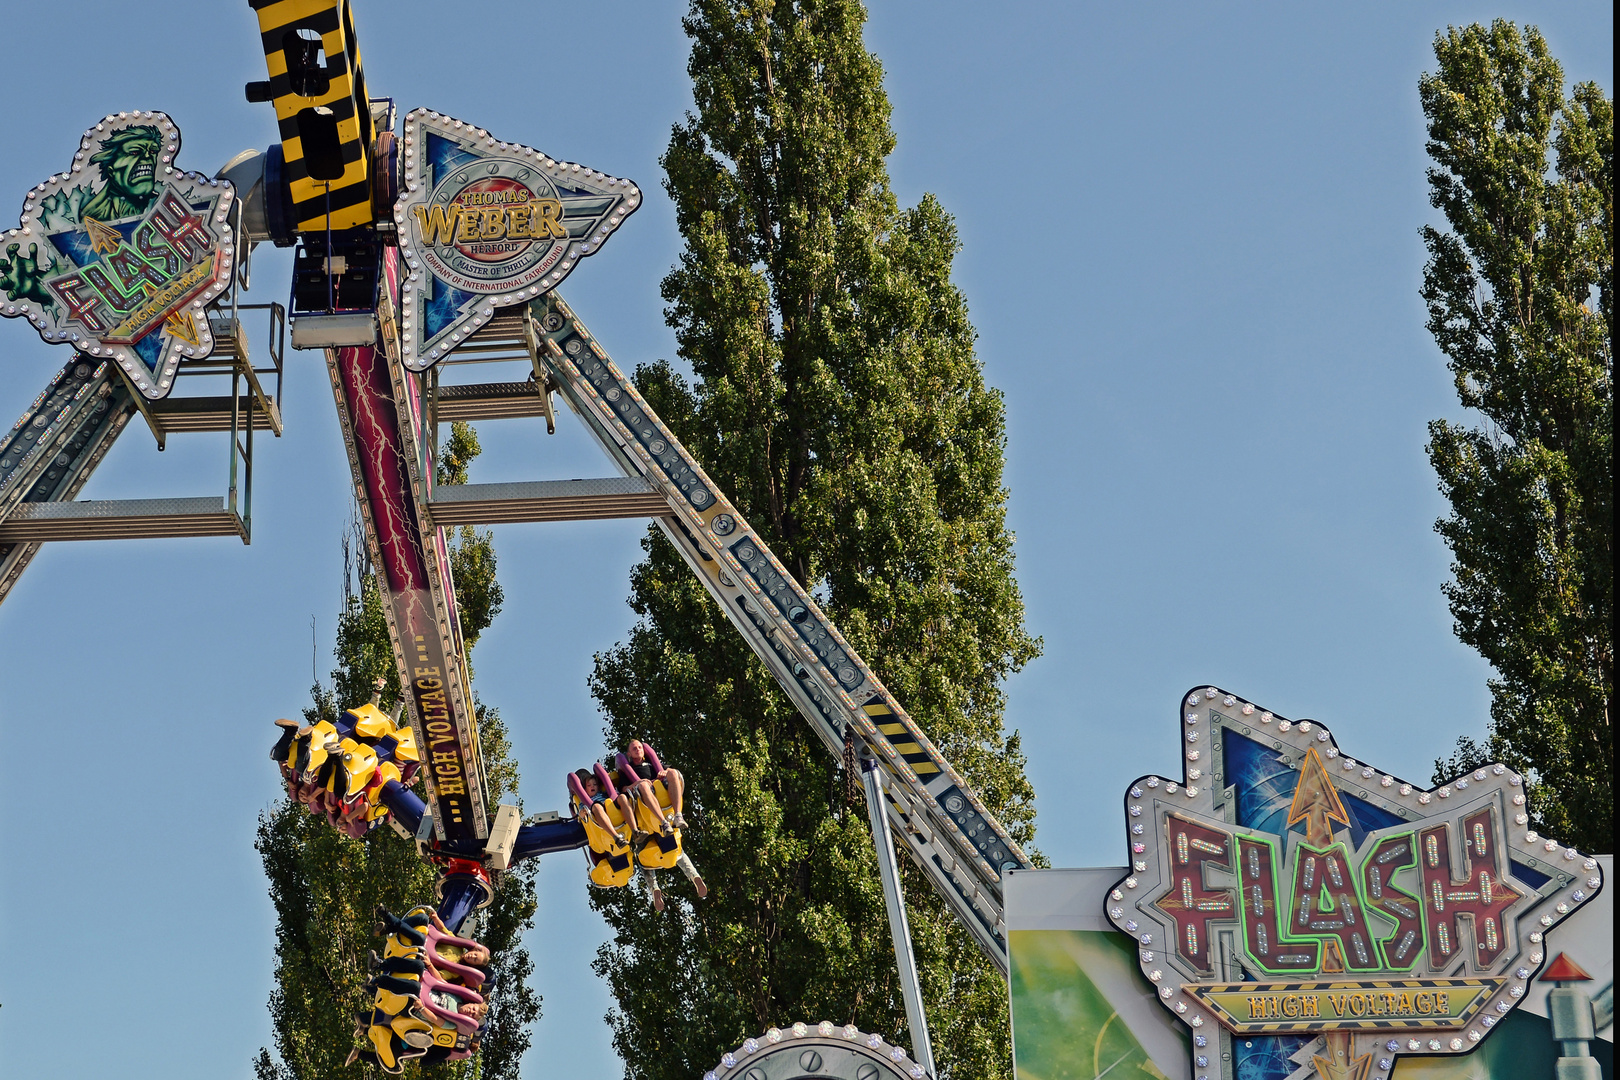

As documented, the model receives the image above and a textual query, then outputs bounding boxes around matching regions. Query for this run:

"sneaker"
[693,877,708,899]
[651,888,665,912]
[630,829,650,848]
[671,813,688,829]
[660,820,675,837]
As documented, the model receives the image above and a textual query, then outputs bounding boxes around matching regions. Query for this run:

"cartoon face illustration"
[83,125,163,220]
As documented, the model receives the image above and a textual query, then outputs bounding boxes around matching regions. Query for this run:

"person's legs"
[634,778,671,830]
[662,768,685,819]
[370,973,422,998]
[639,866,664,911]
[612,792,641,834]
[675,851,707,898]
[587,800,619,838]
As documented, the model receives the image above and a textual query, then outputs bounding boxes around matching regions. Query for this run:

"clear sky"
[0,3,1610,1078]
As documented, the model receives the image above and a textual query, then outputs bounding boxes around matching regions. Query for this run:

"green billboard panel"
[1008,867,1189,1080]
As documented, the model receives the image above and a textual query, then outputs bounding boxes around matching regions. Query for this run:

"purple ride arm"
[380,779,426,833]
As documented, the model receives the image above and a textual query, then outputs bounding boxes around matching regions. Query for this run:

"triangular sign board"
[393,109,640,371]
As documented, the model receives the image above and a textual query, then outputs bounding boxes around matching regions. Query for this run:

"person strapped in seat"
[615,741,707,911]
[270,701,421,838]
[346,906,491,1072]
[569,764,636,889]
[614,739,687,835]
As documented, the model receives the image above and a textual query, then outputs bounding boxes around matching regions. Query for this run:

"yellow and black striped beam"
[249,0,373,234]
[863,698,941,777]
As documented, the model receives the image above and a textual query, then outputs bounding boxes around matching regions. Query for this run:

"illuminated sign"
[393,109,639,371]
[1110,687,1604,1080]
[0,112,234,399]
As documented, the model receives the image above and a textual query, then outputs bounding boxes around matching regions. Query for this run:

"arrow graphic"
[81,215,122,255]
[1311,1037,1374,1080]
[1287,745,1368,1079]
[164,311,200,347]
[1288,746,1350,847]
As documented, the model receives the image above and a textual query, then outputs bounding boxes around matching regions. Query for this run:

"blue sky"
[0,3,1610,1078]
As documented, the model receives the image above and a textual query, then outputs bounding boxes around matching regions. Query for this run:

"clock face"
[707,1026,924,1080]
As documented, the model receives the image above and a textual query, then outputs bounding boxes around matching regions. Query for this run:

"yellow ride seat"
[629,779,682,870]
[348,703,395,741]
[571,793,634,887]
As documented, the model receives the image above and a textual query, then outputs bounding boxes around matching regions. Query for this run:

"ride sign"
[394,109,640,371]
[0,112,235,400]
[1111,687,1604,1080]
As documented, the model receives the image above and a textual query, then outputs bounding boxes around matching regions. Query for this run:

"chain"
[842,725,858,815]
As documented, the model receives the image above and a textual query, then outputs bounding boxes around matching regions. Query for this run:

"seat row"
[270,703,422,838]
[347,906,491,1072]
[568,741,706,909]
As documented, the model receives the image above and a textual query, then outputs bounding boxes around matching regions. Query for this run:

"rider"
[575,768,637,841]
[615,739,687,835]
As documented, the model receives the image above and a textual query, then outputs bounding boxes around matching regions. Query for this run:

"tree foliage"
[587,3,1040,1077]
[255,421,537,1079]
[1420,21,1613,854]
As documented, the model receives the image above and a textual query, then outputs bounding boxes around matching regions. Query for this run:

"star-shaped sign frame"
[1108,686,1604,1080]
[0,111,236,400]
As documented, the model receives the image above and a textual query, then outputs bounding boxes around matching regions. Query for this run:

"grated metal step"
[434,381,548,422]
[147,394,283,435]
[0,497,247,542]
[429,477,670,526]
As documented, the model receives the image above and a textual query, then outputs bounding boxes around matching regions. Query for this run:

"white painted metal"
[862,753,936,1077]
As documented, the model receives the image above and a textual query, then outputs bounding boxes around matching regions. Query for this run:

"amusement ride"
[0,2,1029,1075]
[5,6,1607,1080]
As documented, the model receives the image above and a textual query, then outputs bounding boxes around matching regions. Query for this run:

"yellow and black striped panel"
[250,0,373,233]
[862,697,940,777]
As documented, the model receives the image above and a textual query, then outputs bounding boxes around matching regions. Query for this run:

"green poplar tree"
[1420,21,1613,854]
[255,422,537,1080]
[587,3,1040,1077]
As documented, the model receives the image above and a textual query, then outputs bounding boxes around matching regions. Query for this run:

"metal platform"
[433,381,550,423]
[426,308,559,433]
[147,393,282,434]
[428,477,669,526]
[0,497,247,542]
[442,311,532,364]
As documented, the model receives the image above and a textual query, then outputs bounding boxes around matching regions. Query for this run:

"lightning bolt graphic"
[329,330,487,842]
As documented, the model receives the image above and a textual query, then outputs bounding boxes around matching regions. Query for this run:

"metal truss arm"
[527,293,1028,973]
[0,359,136,606]
[324,249,489,847]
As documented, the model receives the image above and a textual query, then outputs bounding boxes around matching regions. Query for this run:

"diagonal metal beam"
[527,292,1028,972]
[0,358,137,606]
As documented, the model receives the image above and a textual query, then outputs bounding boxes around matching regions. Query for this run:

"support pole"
[436,873,486,934]
[860,749,935,1078]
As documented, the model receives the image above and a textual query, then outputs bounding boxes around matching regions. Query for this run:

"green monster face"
[91,126,162,207]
